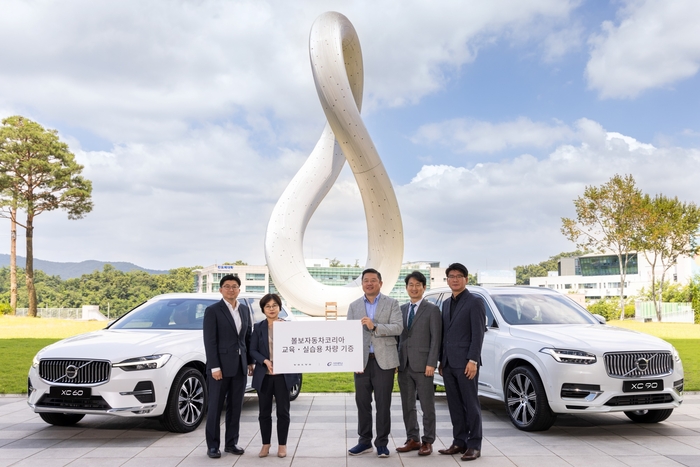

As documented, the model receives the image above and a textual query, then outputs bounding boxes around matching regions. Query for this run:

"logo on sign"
[61,389,84,396]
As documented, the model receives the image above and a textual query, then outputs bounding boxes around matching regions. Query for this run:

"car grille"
[37,394,111,410]
[603,352,673,378]
[604,393,674,407]
[39,359,111,384]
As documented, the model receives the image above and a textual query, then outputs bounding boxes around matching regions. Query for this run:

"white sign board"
[273,320,364,373]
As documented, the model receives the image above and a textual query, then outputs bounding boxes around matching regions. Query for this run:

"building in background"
[529,252,696,300]
[194,261,443,315]
[478,270,517,287]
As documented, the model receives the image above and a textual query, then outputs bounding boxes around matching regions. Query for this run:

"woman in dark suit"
[249,293,299,458]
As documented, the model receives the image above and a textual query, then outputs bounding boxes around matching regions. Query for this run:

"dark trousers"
[398,367,436,443]
[205,365,246,450]
[257,374,291,445]
[442,365,482,450]
[354,357,395,448]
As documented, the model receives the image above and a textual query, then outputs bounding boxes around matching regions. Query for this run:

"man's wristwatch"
[469,359,478,365]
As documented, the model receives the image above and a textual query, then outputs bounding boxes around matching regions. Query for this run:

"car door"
[470,292,498,395]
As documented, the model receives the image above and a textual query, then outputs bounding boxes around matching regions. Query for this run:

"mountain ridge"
[0,254,167,279]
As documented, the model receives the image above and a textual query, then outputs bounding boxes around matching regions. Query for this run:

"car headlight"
[672,346,682,363]
[113,354,171,371]
[540,348,597,364]
[31,354,40,369]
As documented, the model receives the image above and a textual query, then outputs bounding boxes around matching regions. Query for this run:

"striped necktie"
[407,303,416,330]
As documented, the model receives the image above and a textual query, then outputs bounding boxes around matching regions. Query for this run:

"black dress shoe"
[438,444,467,455]
[461,448,481,461]
[224,445,245,455]
[207,448,221,458]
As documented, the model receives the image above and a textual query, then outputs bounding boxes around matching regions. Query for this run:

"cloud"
[396,124,699,270]
[294,120,700,271]
[586,0,700,99]
[0,0,579,146]
[31,125,307,268]
[411,117,578,154]
[541,23,585,62]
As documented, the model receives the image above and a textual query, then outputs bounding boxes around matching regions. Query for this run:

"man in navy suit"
[203,274,253,458]
[438,263,485,461]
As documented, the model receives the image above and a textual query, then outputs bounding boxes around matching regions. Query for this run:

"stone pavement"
[1,393,699,467]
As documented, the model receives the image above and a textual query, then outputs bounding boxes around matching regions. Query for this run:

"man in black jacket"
[438,263,486,461]
[203,274,253,458]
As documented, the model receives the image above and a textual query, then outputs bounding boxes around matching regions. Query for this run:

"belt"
[368,353,375,359]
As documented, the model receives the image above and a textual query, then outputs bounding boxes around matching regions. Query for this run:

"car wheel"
[504,366,556,431]
[39,412,85,426]
[289,374,302,401]
[624,409,673,423]
[160,367,207,433]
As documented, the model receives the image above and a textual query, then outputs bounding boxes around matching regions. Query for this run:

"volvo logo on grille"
[636,358,649,372]
[65,365,78,379]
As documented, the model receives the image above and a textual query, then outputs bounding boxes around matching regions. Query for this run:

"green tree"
[0,116,93,317]
[637,194,700,321]
[561,174,644,320]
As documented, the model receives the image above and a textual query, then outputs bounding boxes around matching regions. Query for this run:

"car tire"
[39,413,85,426]
[624,409,673,423]
[160,367,207,433]
[289,374,302,401]
[504,366,557,431]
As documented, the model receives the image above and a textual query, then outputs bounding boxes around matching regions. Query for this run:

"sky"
[1,0,700,275]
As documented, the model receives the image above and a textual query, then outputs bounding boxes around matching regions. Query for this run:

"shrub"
[0,303,12,315]
[587,298,634,321]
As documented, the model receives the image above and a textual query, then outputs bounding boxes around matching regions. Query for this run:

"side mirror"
[592,314,606,325]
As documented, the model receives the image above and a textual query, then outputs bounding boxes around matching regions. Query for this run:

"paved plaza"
[1,393,699,467]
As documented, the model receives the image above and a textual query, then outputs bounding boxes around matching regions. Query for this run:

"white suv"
[425,286,684,431]
[27,293,301,433]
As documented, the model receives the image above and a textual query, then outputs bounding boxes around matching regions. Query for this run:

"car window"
[111,299,218,330]
[242,297,289,324]
[423,293,443,307]
[490,293,597,325]
[473,294,497,328]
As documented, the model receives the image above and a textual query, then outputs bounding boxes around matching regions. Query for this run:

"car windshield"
[490,293,597,325]
[110,298,218,330]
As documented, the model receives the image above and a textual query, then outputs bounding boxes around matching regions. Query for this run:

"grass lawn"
[1,316,698,394]
[0,338,58,394]
[0,315,107,338]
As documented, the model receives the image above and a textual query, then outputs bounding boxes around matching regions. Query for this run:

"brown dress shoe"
[396,439,421,452]
[438,444,466,455]
[461,448,481,461]
[418,442,432,456]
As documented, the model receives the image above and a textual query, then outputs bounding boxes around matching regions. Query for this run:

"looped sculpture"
[264,11,404,316]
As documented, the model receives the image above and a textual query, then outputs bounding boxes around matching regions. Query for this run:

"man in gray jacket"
[396,271,442,456]
[347,268,403,458]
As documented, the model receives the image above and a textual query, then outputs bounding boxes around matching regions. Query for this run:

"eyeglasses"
[220,285,240,290]
[447,275,465,280]
[264,303,280,310]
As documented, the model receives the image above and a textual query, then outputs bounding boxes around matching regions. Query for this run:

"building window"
[246,286,266,293]
[564,284,572,289]
[246,273,266,281]
[579,254,638,276]
[582,283,597,289]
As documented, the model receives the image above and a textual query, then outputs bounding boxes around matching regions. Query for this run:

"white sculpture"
[264,11,404,316]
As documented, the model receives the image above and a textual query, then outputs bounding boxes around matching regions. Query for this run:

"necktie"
[407,304,416,330]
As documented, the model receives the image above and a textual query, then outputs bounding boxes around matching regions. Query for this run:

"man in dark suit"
[202,274,253,458]
[396,270,442,456]
[347,268,403,458]
[438,263,486,461]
